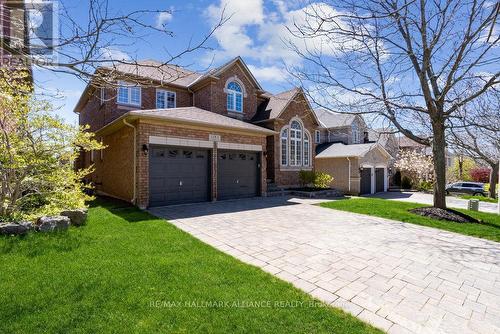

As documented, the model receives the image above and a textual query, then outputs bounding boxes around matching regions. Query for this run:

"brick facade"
[262,92,320,187]
[86,126,135,201]
[193,63,264,121]
[79,83,192,132]
[135,120,267,208]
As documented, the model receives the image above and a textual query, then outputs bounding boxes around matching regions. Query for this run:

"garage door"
[149,146,210,206]
[360,168,371,195]
[218,150,259,200]
[375,168,385,193]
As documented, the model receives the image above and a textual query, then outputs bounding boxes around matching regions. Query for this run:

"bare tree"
[449,88,500,198]
[1,0,227,88]
[287,0,499,209]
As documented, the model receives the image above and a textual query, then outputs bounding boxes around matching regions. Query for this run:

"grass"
[459,195,498,203]
[320,198,500,242]
[0,197,381,334]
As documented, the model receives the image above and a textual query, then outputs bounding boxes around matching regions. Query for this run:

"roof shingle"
[313,108,356,128]
[102,60,203,87]
[316,142,387,158]
[252,88,299,122]
[129,107,275,135]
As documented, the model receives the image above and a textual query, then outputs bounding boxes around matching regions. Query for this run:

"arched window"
[226,81,243,112]
[352,122,360,143]
[290,121,302,166]
[280,128,288,166]
[304,132,310,166]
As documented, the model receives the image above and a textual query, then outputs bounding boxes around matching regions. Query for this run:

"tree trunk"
[431,119,447,209]
[458,156,463,180]
[489,162,499,199]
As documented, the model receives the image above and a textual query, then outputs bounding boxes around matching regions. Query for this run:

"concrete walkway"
[368,191,498,214]
[149,197,500,334]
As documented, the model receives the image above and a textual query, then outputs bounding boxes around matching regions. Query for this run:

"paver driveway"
[149,197,500,334]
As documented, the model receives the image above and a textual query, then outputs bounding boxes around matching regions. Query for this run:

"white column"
[371,166,375,194]
[384,167,388,192]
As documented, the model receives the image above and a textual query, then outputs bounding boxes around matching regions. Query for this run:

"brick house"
[313,109,392,195]
[74,57,319,208]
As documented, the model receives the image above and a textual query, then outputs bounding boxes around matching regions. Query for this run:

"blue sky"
[34,0,308,124]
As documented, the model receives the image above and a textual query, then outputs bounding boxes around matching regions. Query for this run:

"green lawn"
[459,195,498,203]
[320,198,500,242]
[0,197,381,334]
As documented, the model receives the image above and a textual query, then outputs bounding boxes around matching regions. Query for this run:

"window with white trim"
[226,81,243,112]
[117,81,141,106]
[156,89,176,109]
[315,130,320,144]
[304,132,310,166]
[280,128,288,166]
[352,122,360,144]
[280,120,311,169]
[290,121,302,166]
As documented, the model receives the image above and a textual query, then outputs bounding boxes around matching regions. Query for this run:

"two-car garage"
[359,166,387,195]
[149,145,260,207]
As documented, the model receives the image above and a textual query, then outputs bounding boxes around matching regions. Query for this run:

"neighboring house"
[398,136,455,168]
[312,109,392,195]
[367,128,399,185]
[74,57,319,208]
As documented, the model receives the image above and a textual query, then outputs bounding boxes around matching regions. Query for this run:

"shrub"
[314,172,334,189]
[298,170,334,189]
[417,180,433,191]
[401,176,413,189]
[299,170,316,187]
[0,69,104,222]
[470,167,491,183]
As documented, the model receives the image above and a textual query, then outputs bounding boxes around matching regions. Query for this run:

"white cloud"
[206,0,264,60]
[204,1,360,68]
[99,47,130,61]
[156,11,173,29]
[247,64,288,83]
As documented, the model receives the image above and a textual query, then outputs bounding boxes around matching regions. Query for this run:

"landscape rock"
[0,223,29,235]
[19,221,35,231]
[36,216,71,232]
[60,209,88,226]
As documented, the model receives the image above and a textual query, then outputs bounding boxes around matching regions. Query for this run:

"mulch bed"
[409,207,480,224]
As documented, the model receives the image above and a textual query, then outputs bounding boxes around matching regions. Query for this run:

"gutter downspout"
[188,87,195,106]
[123,119,137,204]
[346,157,351,192]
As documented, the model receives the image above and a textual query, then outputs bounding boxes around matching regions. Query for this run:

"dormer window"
[117,81,141,106]
[226,81,243,112]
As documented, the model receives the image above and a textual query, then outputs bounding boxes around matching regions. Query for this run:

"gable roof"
[313,108,357,128]
[252,88,299,122]
[367,128,396,147]
[252,87,320,125]
[316,142,391,159]
[189,56,264,92]
[97,106,276,136]
[74,57,266,113]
